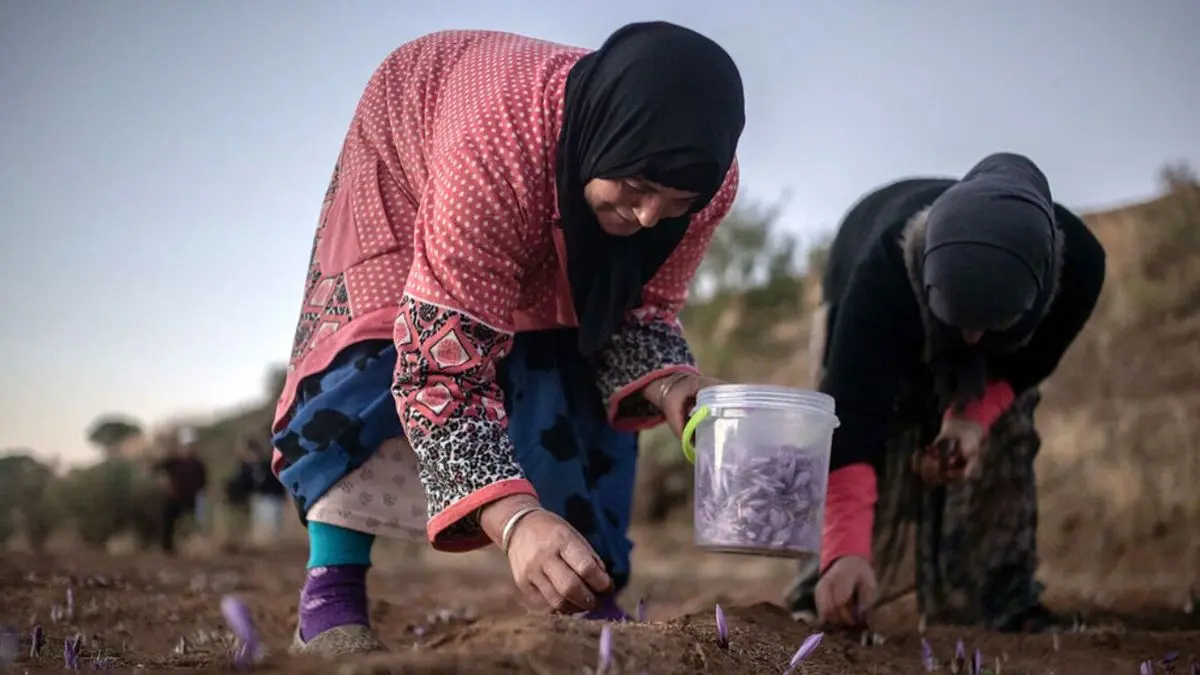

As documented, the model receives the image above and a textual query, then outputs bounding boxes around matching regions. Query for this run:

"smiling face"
[583,177,701,236]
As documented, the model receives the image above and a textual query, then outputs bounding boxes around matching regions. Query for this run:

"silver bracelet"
[500,505,542,554]
[655,372,690,407]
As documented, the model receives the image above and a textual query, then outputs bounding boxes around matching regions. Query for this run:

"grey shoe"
[288,624,387,658]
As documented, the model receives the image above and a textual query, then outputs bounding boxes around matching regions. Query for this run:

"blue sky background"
[1,0,1197,465]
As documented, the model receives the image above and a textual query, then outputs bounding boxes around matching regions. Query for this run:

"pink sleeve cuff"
[820,463,877,573]
[946,380,1015,432]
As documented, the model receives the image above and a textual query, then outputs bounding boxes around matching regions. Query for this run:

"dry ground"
[2,520,1197,675]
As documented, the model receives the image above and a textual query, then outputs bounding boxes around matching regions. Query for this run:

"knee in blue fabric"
[307,521,376,568]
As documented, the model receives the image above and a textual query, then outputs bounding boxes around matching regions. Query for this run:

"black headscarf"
[557,21,745,355]
[921,152,1059,408]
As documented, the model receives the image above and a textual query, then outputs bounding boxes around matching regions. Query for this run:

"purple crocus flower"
[951,639,966,673]
[714,604,729,650]
[1141,661,1155,675]
[597,625,613,673]
[220,596,261,670]
[920,638,937,672]
[782,633,823,675]
[636,598,646,623]
[63,636,81,671]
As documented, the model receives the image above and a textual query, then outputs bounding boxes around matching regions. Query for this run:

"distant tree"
[86,415,143,457]
[1159,159,1198,193]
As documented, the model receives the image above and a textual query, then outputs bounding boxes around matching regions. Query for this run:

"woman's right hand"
[480,495,613,613]
[815,555,877,627]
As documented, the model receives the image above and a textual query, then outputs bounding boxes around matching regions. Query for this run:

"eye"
[622,180,654,195]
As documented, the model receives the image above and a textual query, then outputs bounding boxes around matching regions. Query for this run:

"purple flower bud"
[971,648,983,675]
[790,632,823,665]
[220,596,260,671]
[920,638,936,671]
[636,598,646,623]
[597,625,613,673]
[63,636,81,671]
[1141,661,1155,675]
[951,639,966,673]
[714,604,729,650]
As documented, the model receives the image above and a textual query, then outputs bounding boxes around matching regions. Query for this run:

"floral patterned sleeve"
[394,142,540,553]
[592,160,740,431]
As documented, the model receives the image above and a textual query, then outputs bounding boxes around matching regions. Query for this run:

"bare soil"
[2,522,1197,675]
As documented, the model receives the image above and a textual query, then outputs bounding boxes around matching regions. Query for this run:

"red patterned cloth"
[272,30,738,548]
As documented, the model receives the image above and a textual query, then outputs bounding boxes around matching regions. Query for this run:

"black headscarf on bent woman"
[920,152,1060,409]
[557,21,745,356]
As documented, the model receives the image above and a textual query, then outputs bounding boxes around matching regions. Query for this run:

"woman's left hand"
[644,372,723,438]
[929,417,987,483]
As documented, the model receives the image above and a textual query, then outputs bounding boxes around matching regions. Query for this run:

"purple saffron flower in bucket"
[782,632,823,675]
[714,604,729,650]
[1189,657,1199,675]
[597,625,613,673]
[970,649,984,675]
[920,638,936,671]
[220,596,261,670]
[1140,661,1155,675]
[636,597,646,623]
[1161,652,1178,674]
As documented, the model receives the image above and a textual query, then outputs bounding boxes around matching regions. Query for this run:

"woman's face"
[583,177,700,236]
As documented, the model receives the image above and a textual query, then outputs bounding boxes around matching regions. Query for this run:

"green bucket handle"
[680,405,712,464]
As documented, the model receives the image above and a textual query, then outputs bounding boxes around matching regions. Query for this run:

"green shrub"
[0,453,58,550]
[53,458,162,549]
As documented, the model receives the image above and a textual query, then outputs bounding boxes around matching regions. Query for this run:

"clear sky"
[1,0,1197,466]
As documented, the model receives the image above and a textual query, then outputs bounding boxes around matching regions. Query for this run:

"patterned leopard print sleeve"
[592,309,699,429]
[393,295,537,550]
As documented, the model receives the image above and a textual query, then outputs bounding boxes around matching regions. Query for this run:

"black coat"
[820,177,1106,472]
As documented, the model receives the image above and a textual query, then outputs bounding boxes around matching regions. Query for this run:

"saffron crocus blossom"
[220,596,261,670]
[951,639,966,673]
[782,633,823,675]
[30,623,45,659]
[597,625,613,673]
[920,638,937,671]
[636,598,646,623]
[63,636,82,670]
[714,604,729,650]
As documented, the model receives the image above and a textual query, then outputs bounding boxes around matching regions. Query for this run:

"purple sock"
[584,594,631,622]
[298,564,370,641]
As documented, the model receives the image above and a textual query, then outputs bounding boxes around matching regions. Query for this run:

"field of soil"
[2,519,1197,675]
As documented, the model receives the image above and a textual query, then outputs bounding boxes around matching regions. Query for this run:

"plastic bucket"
[681,384,839,558]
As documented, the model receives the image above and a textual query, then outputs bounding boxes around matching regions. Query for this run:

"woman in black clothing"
[786,153,1106,632]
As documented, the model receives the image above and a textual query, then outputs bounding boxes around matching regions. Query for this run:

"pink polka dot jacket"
[271,29,738,549]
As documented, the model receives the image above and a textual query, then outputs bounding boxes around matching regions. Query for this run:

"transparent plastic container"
[681,384,839,558]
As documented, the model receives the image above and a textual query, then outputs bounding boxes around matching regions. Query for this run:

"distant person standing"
[152,427,209,554]
[247,437,287,544]
[786,153,1106,632]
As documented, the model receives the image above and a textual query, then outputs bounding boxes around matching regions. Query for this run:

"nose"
[633,197,667,229]
[961,330,984,345]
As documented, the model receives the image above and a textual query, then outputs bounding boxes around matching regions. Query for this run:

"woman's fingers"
[543,556,595,612]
